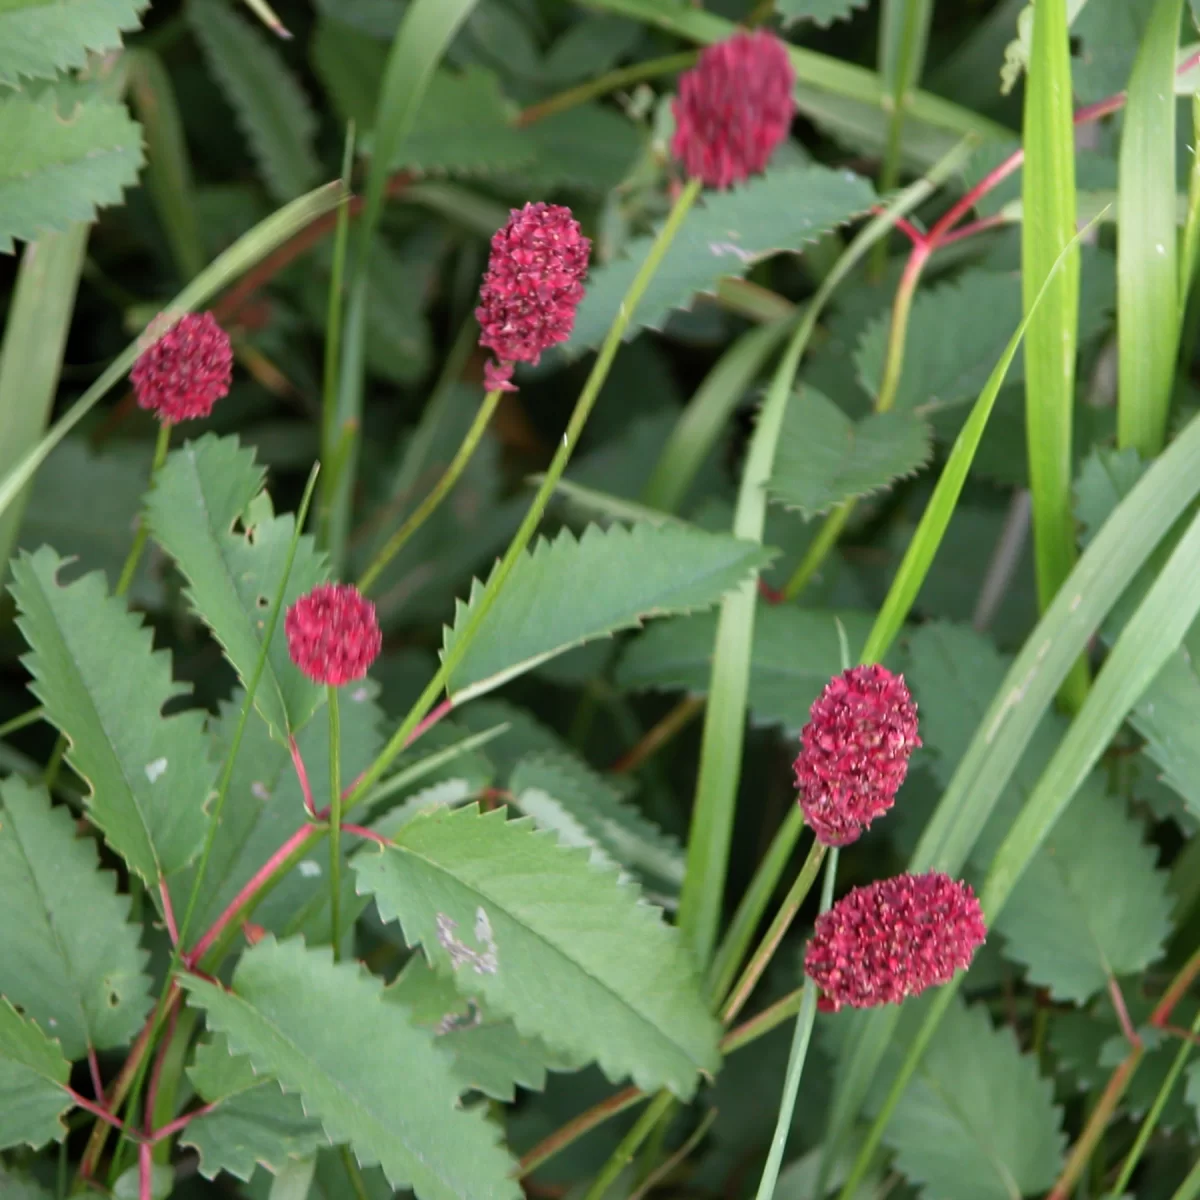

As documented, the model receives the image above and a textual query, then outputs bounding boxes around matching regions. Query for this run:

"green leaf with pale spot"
[146,434,329,742]
[441,521,775,704]
[181,936,519,1200]
[0,998,71,1151]
[0,92,144,254]
[182,1034,329,1182]
[187,0,319,201]
[355,805,721,1098]
[0,0,147,86]
[777,0,868,26]
[0,778,151,1061]
[768,388,933,517]
[565,165,876,354]
[10,548,215,884]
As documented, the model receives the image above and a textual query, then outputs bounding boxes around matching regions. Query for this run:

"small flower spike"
[130,311,233,423]
[793,665,920,847]
[670,30,796,189]
[285,583,382,687]
[804,872,987,1012]
[476,202,590,391]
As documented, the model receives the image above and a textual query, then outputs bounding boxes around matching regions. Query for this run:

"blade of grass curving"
[641,320,791,514]
[0,227,87,589]
[820,406,1200,1186]
[324,0,479,571]
[1021,0,1088,709]
[677,138,978,970]
[838,465,1200,1200]
[127,49,205,280]
[1116,0,1184,457]
[1182,96,1200,308]
[859,213,1104,667]
[580,0,1010,143]
[0,181,343,532]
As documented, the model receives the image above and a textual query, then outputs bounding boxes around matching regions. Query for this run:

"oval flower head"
[130,311,233,423]
[476,201,591,393]
[804,872,986,1012]
[671,30,796,189]
[793,664,920,846]
[285,583,382,687]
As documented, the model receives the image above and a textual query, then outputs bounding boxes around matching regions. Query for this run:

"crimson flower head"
[130,311,233,423]
[671,30,795,189]
[793,664,920,846]
[476,202,590,391]
[805,872,986,1013]
[285,583,381,687]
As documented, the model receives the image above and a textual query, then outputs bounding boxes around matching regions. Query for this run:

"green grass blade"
[1117,0,1185,457]
[325,0,479,571]
[821,403,1200,1183]
[0,226,87,588]
[1021,0,1087,708]
[0,180,344,532]
[641,319,791,514]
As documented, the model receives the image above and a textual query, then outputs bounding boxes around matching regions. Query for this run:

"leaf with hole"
[10,548,215,884]
[0,0,147,86]
[0,999,71,1152]
[355,805,721,1097]
[181,936,520,1200]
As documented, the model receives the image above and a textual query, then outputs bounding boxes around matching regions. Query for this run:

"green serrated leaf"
[768,387,932,517]
[0,998,70,1151]
[386,955,565,1101]
[869,996,1065,1200]
[0,778,151,1062]
[776,0,869,27]
[183,1034,329,1182]
[181,936,520,1200]
[0,92,144,254]
[509,104,642,195]
[9,548,215,884]
[1075,447,1149,547]
[0,0,147,86]
[566,165,877,354]
[145,434,329,742]
[616,606,876,734]
[187,0,319,201]
[509,752,683,895]
[440,521,775,704]
[355,805,721,1097]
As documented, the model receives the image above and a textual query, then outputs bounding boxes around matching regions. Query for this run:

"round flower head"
[804,872,986,1013]
[476,202,590,391]
[671,30,796,189]
[793,664,920,846]
[285,583,381,687]
[130,311,233,423]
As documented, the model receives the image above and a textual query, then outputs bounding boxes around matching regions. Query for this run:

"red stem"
[290,734,317,818]
[68,1090,131,1133]
[88,1046,104,1103]
[150,1103,218,1144]
[1151,945,1200,1027]
[158,880,179,948]
[1108,975,1143,1048]
[139,1142,153,1200]
[341,822,391,846]
[145,1003,178,1135]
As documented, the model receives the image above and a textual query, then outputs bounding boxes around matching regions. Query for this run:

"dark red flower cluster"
[793,665,920,847]
[671,30,796,189]
[130,311,233,423]
[476,202,590,392]
[285,583,381,687]
[804,872,986,1012]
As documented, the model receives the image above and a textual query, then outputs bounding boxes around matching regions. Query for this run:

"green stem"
[339,1145,371,1200]
[781,503,853,602]
[346,177,704,807]
[1170,1156,1200,1200]
[582,1090,674,1200]
[0,706,45,741]
[720,837,824,1023]
[517,51,696,125]
[116,420,172,597]
[752,847,839,1200]
[357,387,504,594]
[328,684,343,960]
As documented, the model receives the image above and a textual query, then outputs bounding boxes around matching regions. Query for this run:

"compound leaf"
[0,778,151,1061]
[0,92,144,254]
[354,804,721,1098]
[187,0,319,201]
[10,548,214,884]
[0,999,71,1152]
[145,434,329,743]
[768,387,932,517]
[0,0,147,87]
[566,165,876,353]
[440,521,774,704]
[181,936,520,1200]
